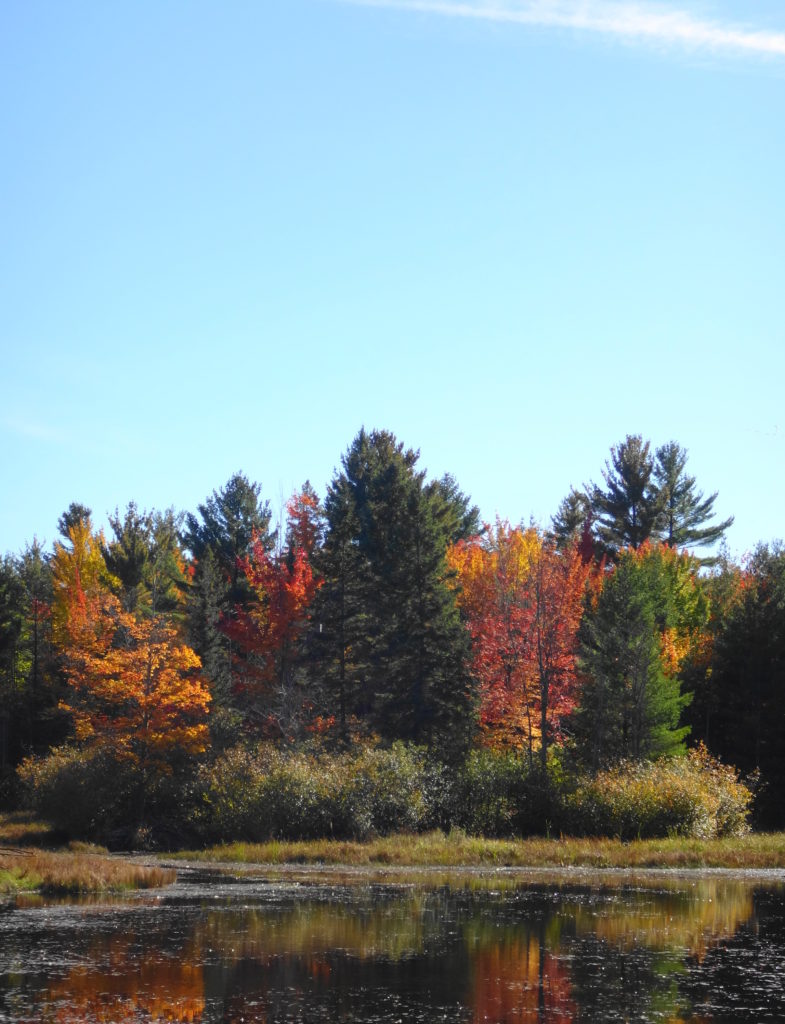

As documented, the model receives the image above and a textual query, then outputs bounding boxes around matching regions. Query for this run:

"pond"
[1,864,784,1022]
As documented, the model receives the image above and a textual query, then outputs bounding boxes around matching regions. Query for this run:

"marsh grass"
[0,847,176,895]
[0,810,59,848]
[0,813,177,895]
[174,830,785,870]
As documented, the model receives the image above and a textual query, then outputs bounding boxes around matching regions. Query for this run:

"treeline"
[1,428,783,841]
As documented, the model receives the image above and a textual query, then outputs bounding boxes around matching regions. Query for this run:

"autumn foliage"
[221,527,320,732]
[61,589,210,772]
[448,522,590,766]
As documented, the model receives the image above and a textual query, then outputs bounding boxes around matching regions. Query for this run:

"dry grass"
[174,830,785,870]
[0,813,177,895]
[0,810,59,848]
[0,847,176,895]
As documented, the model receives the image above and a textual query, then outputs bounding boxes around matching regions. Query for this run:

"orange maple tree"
[59,567,211,777]
[284,483,323,562]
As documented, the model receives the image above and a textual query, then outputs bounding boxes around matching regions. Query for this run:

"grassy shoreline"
[0,812,175,896]
[172,830,785,871]
[0,846,177,896]
[4,811,785,893]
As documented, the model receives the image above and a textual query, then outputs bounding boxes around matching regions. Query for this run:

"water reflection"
[0,870,783,1023]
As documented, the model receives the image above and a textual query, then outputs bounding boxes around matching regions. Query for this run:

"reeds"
[0,847,176,895]
[175,829,785,870]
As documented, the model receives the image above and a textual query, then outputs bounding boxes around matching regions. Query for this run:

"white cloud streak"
[3,417,68,445]
[347,0,785,58]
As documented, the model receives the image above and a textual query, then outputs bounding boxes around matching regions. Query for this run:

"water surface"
[1,865,784,1022]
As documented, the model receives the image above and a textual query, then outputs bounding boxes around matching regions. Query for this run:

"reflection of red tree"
[36,935,204,1023]
[470,934,575,1023]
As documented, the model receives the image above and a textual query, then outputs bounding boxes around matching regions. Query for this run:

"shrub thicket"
[19,741,753,845]
[564,745,753,839]
[196,741,439,842]
[18,746,139,842]
[450,750,544,836]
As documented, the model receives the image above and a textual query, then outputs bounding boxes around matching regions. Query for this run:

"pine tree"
[315,429,476,754]
[374,471,475,754]
[591,435,662,556]
[102,503,153,613]
[701,543,785,826]
[426,472,481,544]
[183,474,273,744]
[0,556,24,770]
[654,441,734,562]
[16,540,62,756]
[577,437,734,562]
[183,472,273,601]
[573,550,691,767]
[551,488,593,551]
[310,473,367,739]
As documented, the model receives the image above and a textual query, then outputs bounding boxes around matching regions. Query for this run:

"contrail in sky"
[346,0,785,58]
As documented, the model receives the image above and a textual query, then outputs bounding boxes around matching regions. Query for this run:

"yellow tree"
[51,513,116,647]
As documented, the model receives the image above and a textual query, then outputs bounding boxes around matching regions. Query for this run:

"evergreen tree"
[700,543,785,826]
[573,550,691,767]
[590,435,662,556]
[426,472,481,544]
[654,441,734,562]
[551,487,593,551]
[102,503,153,613]
[0,541,64,775]
[57,502,92,540]
[315,429,476,755]
[310,473,367,739]
[187,545,240,748]
[577,437,734,562]
[0,556,24,772]
[374,470,475,753]
[183,472,273,600]
[103,504,186,618]
[183,474,273,745]
[16,541,59,756]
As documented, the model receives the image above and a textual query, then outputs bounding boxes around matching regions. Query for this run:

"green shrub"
[198,741,438,842]
[453,749,528,836]
[565,746,753,840]
[451,749,566,837]
[341,743,431,837]
[197,745,337,842]
[18,746,140,842]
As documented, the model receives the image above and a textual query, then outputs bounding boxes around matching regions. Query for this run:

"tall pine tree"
[654,441,734,562]
[315,429,476,755]
[591,435,662,556]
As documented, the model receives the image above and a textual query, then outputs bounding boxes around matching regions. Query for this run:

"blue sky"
[1,0,783,560]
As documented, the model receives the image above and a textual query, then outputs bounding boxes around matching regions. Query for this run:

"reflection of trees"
[567,879,755,960]
[468,924,575,1023]
[566,935,690,1023]
[40,934,204,1023]
[680,888,785,1023]
[195,896,427,961]
[194,893,470,1021]
[13,877,776,1024]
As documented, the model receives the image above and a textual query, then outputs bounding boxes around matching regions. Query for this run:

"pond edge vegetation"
[3,430,783,859]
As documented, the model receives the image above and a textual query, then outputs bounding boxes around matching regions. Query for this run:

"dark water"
[1,865,784,1023]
